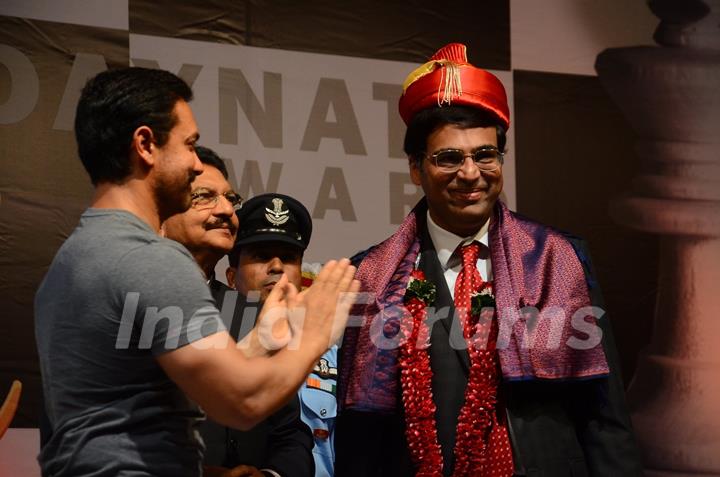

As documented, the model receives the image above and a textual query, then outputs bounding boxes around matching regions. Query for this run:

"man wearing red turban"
[335,43,642,477]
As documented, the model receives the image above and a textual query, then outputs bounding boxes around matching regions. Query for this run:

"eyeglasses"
[190,188,244,211]
[427,146,504,173]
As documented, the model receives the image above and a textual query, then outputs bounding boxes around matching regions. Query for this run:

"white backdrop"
[130,34,516,263]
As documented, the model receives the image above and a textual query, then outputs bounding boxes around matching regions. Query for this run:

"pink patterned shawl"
[339,200,609,412]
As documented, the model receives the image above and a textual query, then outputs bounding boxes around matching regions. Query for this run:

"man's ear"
[131,125,156,168]
[409,155,422,186]
[225,266,236,290]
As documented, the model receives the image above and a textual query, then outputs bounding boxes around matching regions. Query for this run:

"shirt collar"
[426,210,490,270]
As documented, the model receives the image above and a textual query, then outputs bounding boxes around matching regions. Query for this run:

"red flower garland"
[399,271,511,477]
[399,290,444,476]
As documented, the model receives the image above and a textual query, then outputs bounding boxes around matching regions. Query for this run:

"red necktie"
[453,241,514,477]
[455,242,483,334]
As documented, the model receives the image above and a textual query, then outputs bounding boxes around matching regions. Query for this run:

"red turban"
[398,43,510,129]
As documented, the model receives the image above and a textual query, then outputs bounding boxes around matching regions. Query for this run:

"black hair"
[195,145,228,179]
[403,105,507,165]
[74,67,193,185]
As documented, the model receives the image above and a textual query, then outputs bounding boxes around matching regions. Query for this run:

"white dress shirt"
[425,211,492,300]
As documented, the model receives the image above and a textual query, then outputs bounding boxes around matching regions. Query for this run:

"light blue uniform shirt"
[299,346,338,477]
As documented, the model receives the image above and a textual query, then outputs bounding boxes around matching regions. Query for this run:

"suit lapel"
[418,224,470,372]
[417,222,469,474]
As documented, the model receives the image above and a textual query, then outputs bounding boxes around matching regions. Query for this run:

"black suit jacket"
[202,279,314,477]
[334,221,643,477]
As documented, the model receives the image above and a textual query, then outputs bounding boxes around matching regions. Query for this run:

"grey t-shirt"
[35,209,225,476]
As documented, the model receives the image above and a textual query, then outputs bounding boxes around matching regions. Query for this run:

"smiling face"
[227,242,303,302]
[162,164,239,264]
[152,100,203,220]
[410,124,503,237]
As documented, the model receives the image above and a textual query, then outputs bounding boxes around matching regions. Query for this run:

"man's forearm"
[159,260,358,431]
[222,344,326,429]
[159,330,328,431]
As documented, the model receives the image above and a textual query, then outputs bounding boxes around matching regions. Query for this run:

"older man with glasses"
[162,145,242,280]
[163,146,315,477]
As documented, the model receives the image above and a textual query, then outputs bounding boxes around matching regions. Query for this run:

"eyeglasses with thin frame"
[190,187,244,211]
[426,146,504,173]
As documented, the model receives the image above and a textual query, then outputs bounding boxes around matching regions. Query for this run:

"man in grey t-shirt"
[35,67,358,477]
[36,209,219,475]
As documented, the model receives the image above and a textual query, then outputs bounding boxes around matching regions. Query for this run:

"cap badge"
[265,198,290,226]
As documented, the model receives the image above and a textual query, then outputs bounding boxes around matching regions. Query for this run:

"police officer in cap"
[227,193,338,477]
[228,193,312,302]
